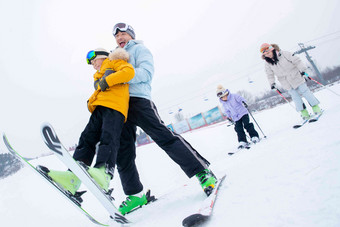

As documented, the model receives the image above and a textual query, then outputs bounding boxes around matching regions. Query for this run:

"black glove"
[98,78,109,91]
[301,72,311,80]
[94,80,99,90]
[242,101,248,108]
[227,117,234,124]
[270,83,276,90]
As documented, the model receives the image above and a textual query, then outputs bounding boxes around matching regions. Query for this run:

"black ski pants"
[73,106,125,175]
[116,97,210,195]
[234,114,259,143]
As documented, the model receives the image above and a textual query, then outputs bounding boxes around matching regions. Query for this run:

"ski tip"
[182,214,208,227]
[220,174,227,181]
[111,213,131,224]
[2,133,14,154]
[41,122,54,131]
[2,133,7,143]
[2,132,9,142]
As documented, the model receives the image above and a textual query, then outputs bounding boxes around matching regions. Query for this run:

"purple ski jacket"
[219,93,248,121]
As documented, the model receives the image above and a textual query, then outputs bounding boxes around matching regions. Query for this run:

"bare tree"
[0,153,23,179]
[236,90,255,104]
[174,111,185,122]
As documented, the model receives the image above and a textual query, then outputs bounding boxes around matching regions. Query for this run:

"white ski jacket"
[264,50,307,90]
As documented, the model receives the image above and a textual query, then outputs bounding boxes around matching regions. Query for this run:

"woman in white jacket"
[260,43,321,120]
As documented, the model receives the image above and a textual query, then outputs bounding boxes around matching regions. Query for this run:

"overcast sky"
[1,0,339,156]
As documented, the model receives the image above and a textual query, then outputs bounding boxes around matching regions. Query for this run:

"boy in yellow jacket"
[41,48,134,195]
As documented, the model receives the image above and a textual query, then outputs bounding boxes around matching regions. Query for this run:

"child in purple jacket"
[216,85,259,149]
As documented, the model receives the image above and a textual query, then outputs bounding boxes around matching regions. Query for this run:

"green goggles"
[86,50,109,64]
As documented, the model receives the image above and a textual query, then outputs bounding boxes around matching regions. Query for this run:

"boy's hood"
[109,48,129,61]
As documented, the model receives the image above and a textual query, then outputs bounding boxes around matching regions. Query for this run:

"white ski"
[2,133,108,226]
[309,110,324,123]
[293,119,309,129]
[182,175,226,227]
[40,122,130,225]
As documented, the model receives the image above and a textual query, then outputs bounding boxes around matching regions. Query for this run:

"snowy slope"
[1,83,340,227]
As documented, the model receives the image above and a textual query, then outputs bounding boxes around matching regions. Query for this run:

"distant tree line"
[0,153,23,179]
[321,65,340,83]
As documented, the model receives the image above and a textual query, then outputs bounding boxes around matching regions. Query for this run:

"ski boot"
[300,109,310,120]
[237,141,250,149]
[251,137,260,144]
[119,191,148,215]
[86,165,112,193]
[312,104,321,115]
[196,169,217,196]
[309,104,323,122]
[43,167,81,195]
[36,165,84,205]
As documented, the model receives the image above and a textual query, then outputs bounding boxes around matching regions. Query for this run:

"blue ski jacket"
[123,40,154,100]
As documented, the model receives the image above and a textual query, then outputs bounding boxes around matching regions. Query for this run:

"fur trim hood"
[271,44,280,51]
[109,48,129,61]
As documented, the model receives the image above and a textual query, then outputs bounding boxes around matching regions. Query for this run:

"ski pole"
[304,73,340,97]
[276,88,296,110]
[242,102,267,138]
[226,118,235,127]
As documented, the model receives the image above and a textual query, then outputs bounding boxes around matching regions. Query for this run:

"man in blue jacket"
[112,23,217,215]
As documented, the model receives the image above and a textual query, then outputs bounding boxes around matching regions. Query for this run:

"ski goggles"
[260,45,273,54]
[86,50,109,64]
[217,90,229,98]
[113,23,129,36]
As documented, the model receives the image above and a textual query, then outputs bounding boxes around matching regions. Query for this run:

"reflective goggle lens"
[261,47,268,53]
[113,23,129,36]
[217,90,229,98]
[261,46,272,54]
[86,50,96,64]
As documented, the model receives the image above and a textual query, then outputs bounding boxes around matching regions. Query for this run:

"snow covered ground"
[1,83,340,227]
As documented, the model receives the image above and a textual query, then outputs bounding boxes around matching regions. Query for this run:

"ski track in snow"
[1,84,340,227]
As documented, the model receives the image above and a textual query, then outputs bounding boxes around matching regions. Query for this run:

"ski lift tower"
[293,43,326,84]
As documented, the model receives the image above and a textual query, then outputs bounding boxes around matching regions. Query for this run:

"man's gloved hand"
[98,78,109,91]
[242,101,248,108]
[301,71,311,80]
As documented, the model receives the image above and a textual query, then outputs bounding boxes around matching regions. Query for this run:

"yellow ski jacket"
[87,48,134,121]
